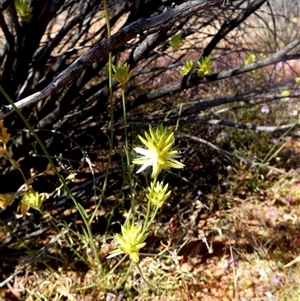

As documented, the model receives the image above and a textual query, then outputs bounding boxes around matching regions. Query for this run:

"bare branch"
[179,119,299,132]
[120,46,300,119]
[0,0,237,119]
[176,130,293,174]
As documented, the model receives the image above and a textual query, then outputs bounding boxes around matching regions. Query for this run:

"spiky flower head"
[15,0,32,22]
[197,56,214,77]
[169,34,183,51]
[133,125,184,178]
[146,180,171,208]
[112,63,133,85]
[107,222,147,263]
[21,190,46,209]
[245,53,256,65]
[20,190,47,219]
[180,60,194,76]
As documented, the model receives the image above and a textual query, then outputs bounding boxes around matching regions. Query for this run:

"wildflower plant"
[146,180,171,208]
[169,34,183,51]
[21,190,46,209]
[180,60,194,76]
[14,0,32,22]
[20,190,47,218]
[112,63,133,86]
[109,124,184,275]
[280,89,290,101]
[108,222,147,263]
[245,53,256,65]
[197,56,214,77]
[112,62,134,165]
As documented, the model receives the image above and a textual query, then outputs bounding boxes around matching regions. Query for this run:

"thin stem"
[121,85,135,220]
[6,152,28,187]
[75,255,129,291]
[148,206,159,228]
[121,86,129,163]
[143,176,158,232]
[136,262,156,289]
[143,198,151,233]
[0,86,101,270]
[90,0,114,238]
[175,102,183,131]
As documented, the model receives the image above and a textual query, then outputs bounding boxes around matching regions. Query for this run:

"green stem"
[143,176,158,232]
[75,255,129,291]
[121,86,135,219]
[262,123,296,165]
[90,0,114,237]
[121,87,129,163]
[136,262,156,289]
[0,85,101,270]
[175,102,183,131]
[148,206,159,228]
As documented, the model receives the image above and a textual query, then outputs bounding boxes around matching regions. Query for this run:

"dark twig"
[0,0,237,119]
[176,130,295,174]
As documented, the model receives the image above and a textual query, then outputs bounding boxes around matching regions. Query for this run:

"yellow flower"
[20,190,47,219]
[280,90,290,101]
[291,17,298,24]
[146,180,171,208]
[133,125,184,178]
[21,190,46,209]
[107,223,147,263]
[15,0,32,22]
[112,63,133,85]
[245,53,256,65]
[180,60,194,76]
[169,34,183,51]
[197,56,214,77]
